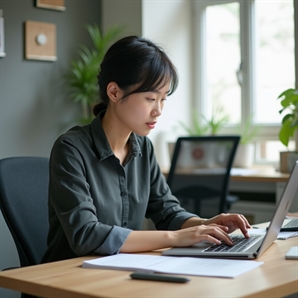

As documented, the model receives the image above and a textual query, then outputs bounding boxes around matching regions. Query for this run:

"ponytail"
[93,102,108,116]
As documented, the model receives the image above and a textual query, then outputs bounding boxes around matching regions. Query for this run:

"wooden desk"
[0,224,297,298]
[161,166,294,224]
[230,166,289,183]
[162,165,290,183]
[229,167,294,222]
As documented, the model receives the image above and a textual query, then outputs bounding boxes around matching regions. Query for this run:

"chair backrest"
[0,156,49,267]
[167,136,240,217]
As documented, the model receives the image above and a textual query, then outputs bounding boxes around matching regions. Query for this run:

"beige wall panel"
[25,20,56,61]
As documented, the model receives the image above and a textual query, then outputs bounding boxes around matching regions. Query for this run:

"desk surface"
[230,166,289,183]
[162,165,290,183]
[0,224,297,298]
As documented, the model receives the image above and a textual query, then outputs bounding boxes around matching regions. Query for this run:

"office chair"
[167,136,240,218]
[0,156,50,298]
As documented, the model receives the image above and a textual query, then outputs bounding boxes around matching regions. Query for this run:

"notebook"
[163,160,298,260]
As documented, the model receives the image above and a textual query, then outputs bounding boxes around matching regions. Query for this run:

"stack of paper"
[82,253,263,278]
[277,231,298,240]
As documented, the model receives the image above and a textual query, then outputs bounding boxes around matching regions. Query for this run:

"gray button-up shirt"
[42,113,197,263]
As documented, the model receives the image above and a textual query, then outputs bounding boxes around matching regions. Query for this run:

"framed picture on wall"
[25,21,57,61]
[35,0,66,11]
[0,10,5,57]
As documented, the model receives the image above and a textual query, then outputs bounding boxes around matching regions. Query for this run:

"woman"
[42,36,250,263]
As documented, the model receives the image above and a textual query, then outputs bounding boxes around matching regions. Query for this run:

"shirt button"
[123,222,127,227]
[121,191,126,196]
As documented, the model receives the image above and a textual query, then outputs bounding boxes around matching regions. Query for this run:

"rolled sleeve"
[93,226,132,255]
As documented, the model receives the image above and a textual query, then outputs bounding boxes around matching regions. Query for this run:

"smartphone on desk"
[130,272,190,283]
[285,247,298,260]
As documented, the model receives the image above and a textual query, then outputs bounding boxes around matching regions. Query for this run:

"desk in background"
[231,165,289,182]
[162,166,296,224]
[229,166,298,223]
[162,165,289,187]
[0,223,297,298]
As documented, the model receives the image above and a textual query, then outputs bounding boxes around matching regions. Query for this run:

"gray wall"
[101,0,142,36]
[0,0,103,159]
[0,0,102,297]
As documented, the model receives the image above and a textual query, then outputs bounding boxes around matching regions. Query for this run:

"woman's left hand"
[204,213,251,238]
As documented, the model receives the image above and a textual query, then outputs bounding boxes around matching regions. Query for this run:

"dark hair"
[93,35,179,116]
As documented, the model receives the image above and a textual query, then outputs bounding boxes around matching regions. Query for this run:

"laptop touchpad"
[192,241,214,248]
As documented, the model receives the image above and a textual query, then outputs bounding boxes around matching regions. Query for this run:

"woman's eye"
[146,98,155,102]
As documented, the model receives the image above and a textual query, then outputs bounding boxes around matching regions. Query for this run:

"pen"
[130,272,190,283]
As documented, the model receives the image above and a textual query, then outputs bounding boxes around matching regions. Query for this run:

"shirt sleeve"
[49,135,132,256]
[144,139,199,230]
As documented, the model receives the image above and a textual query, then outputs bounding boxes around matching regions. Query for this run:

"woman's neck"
[101,108,131,164]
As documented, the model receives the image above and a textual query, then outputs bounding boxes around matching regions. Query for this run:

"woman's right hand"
[170,224,233,247]
[120,224,233,253]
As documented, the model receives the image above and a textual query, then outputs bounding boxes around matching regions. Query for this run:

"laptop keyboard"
[203,235,261,253]
[283,218,298,228]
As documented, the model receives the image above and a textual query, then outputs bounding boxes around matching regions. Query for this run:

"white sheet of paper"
[231,168,258,176]
[82,253,263,278]
[277,232,298,240]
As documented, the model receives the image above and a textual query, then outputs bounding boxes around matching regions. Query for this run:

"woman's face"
[114,81,171,136]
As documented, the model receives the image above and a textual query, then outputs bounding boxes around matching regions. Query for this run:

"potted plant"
[203,106,230,136]
[176,109,209,136]
[168,107,229,162]
[277,88,298,173]
[177,106,229,136]
[65,24,122,124]
[233,116,259,168]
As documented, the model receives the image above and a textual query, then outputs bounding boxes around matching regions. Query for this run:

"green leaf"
[277,88,298,148]
[277,88,296,99]
[202,106,229,135]
[236,115,259,145]
[177,109,209,136]
[65,23,123,124]
[279,119,292,146]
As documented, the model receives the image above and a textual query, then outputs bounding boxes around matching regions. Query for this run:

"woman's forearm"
[119,222,229,252]
[120,217,209,253]
[119,230,175,252]
[180,216,207,229]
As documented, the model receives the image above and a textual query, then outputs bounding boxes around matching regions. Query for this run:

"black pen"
[130,272,190,283]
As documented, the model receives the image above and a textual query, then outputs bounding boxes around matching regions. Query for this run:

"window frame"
[192,0,297,164]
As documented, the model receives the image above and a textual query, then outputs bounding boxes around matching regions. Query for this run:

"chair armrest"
[2,266,21,271]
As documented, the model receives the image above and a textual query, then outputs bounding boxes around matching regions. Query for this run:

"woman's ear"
[106,82,122,103]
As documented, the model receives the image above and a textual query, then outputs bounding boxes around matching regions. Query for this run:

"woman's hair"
[93,35,179,116]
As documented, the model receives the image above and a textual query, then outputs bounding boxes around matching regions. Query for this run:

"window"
[193,0,296,164]
[206,2,241,124]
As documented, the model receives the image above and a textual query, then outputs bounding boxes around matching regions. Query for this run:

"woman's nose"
[152,103,162,117]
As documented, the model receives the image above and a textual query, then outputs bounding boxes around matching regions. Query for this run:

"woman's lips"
[146,122,156,129]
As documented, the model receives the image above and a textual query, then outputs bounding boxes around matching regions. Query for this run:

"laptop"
[163,160,298,260]
[280,218,298,231]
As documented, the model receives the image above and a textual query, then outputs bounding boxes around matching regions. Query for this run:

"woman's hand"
[171,224,234,247]
[121,213,251,253]
[180,213,251,246]
[120,225,232,253]
[204,213,251,238]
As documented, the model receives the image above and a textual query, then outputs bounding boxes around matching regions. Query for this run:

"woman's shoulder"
[54,124,92,147]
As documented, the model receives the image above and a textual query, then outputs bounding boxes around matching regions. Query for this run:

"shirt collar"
[90,111,142,161]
